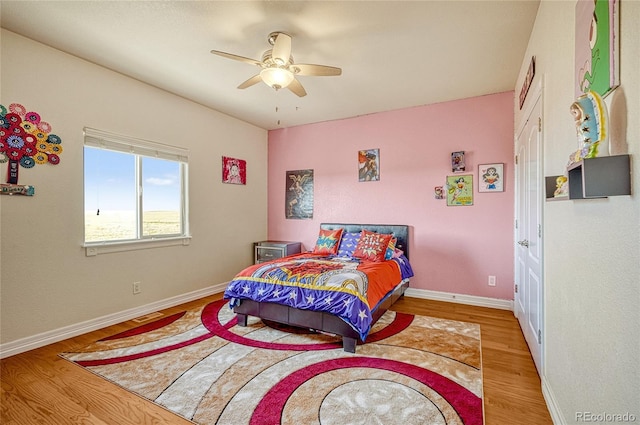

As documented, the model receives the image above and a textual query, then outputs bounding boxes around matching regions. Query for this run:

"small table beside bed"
[223,223,414,353]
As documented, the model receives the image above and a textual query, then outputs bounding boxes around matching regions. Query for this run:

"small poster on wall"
[446,174,473,206]
[451,151,465,172]
[286,169,314,219]
[222,156,246,185]
[358,149,380,181]
[478,163,504,192]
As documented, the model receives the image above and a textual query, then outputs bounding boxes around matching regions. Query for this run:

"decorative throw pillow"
[312,228,344,255]
[337,231,361,257]
[385,237,397,260]
[353,230,393,262]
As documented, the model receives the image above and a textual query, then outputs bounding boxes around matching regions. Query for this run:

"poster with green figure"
[446,175,473,206]
[575,0,619,98]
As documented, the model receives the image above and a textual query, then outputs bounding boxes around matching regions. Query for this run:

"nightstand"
[254,241,302,264]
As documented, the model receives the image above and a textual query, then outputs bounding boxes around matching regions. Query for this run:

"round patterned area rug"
[61,299,484,425]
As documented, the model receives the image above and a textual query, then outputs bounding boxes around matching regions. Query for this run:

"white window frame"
[83,127,191,256]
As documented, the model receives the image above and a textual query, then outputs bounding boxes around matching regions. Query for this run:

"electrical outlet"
[133,281,141,294]
[488,276,496,286]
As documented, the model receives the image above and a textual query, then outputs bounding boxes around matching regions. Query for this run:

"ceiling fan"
[210,31,342,97]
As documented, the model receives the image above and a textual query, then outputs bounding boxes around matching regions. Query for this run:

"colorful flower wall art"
[0,103,63,185]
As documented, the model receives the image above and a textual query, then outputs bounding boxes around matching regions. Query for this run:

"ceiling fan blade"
[271,33,292,65]
[287,78,307,97]
[210,50,262,67]
[292,63,342,77]
[237,74,263,89]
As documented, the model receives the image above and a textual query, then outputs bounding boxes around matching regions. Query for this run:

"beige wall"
[515,1,639,422]
[0,30,268,344]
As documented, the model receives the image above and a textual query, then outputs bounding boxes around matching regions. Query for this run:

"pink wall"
[268,92,515,300]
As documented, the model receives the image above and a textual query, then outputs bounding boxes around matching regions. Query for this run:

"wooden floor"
[1,293,553,424]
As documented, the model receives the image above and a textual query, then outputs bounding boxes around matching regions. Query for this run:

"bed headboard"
[319,223,410,259]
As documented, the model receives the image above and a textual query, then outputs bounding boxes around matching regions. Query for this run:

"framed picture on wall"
[286,169,314,219]
[446,174,473,206]
[222,156,246,185]
[451,151,466,172]
[358,149,380,181]
[478,163,504,192]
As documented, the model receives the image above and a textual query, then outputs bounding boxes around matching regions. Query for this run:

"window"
[83,128,189,254]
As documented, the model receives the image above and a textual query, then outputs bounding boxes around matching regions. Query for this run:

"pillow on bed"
[353,229,393,262]
[313,228,344,255]
[385,237,397,260]
[337,231,361,257]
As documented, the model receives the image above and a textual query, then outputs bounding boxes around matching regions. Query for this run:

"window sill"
[84,236,191,256]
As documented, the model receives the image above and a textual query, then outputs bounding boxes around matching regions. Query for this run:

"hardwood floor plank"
[1,293,552,424]
[391,296,553,424]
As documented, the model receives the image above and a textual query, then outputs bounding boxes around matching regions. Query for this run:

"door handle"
[517,239,529,247]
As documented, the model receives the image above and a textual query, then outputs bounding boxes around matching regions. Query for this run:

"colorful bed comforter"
[224,253,414,341]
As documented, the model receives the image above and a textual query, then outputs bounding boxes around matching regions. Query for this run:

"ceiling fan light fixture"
[260,67,294,90]
[211,31,340,97]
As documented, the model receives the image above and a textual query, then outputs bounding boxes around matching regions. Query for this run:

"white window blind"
[84,127,189,163]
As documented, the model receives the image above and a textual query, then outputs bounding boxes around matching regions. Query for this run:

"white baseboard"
[0,282,228,359]
[2,284,512,359]
[542,375,565,425]
[404,287,514,311]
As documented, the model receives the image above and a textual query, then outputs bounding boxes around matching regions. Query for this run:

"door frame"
[514,78,545,375]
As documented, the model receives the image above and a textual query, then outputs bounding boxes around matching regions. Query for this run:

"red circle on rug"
[75,299,415,367]
[202,299,414,351]
[251,356,483,425]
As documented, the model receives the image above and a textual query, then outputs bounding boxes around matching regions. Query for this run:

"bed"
[223,223,413,352]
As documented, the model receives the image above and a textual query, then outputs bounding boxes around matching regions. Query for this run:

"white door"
[515,89,543,374]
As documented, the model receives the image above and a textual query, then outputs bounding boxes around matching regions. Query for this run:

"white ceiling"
[1,1,540,130]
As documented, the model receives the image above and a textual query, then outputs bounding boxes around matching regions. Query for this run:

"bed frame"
[233,223,410,353]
